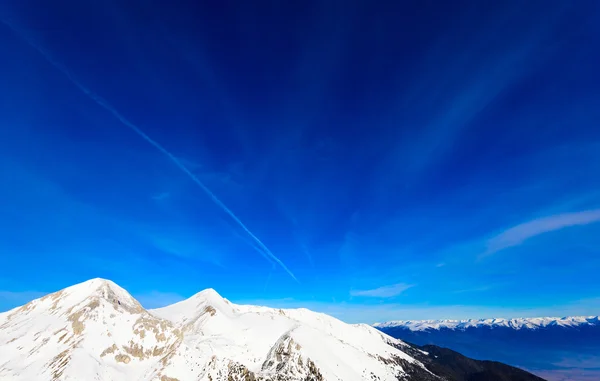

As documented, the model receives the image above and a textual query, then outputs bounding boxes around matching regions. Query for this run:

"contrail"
[2,19,298,282]
[263,265,275,292]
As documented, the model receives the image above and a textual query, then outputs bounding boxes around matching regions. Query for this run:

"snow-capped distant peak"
[374,315,600,331]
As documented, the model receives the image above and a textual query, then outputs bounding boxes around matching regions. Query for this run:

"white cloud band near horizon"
[484,208,600,256]
[350,283,414,298]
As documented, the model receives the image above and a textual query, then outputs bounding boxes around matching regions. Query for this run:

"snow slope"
[373,316,600,331]
[0,279,182,381]
[0,279,435,381]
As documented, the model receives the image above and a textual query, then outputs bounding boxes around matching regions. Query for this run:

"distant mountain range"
[375,316,600,381]
[374,316,600,330]
[0,278,545,381]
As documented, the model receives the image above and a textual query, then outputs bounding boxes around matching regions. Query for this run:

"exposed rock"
[48,349,70,381]
[204,305,217,316]
[260,334,323,380]
[122,340,148,359]
[100,344,118,357]
[115,354,131,364]
[67,298,101,335]
[134,316,172,342]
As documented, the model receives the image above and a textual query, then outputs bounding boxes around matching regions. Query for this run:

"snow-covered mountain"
[0,278,438,381]
[374,316,599,331]
[375,316,600,381]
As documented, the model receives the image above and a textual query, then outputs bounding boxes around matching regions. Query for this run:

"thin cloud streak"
[484,209,600,256]
[350,283,414,298]
[1,19,298,282]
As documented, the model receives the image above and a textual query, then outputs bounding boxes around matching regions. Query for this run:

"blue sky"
[1,1,599,323]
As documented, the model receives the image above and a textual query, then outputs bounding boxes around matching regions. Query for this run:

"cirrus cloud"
[350,283,414,298]
[483,209,600,257]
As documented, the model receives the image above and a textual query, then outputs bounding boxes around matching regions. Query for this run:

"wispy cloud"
[451,286,492,294]
[1,18,297,283]
[484,209,600,256]
[350,283,414,298]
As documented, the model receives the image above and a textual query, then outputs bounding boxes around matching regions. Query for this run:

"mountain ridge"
[0,278,427,380]
[374,316,600,331]
[1,278,547,381]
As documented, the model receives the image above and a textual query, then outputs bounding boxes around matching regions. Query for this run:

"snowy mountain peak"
[1,279,181,381]
[150,287,234,328]
[68,277,130,295]
[52,277,144,315]
[188,288,231,310]
[373,315,600,331]
[193,287,220,297]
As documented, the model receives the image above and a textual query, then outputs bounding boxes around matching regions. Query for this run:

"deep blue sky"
[1,1,599,323]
